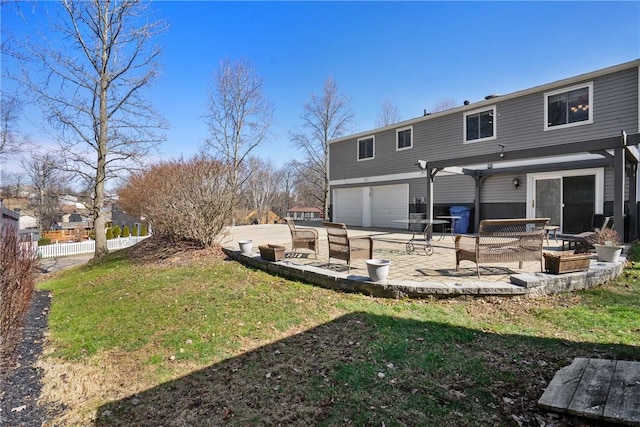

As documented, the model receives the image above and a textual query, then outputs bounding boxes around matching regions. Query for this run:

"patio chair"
[285,217,319,258]
[322,221,373,273]
[558,216,613,251]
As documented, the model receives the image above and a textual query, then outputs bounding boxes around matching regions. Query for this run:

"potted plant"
[586,228,624,262]
[238,240,253,255]
[365,259,391,282]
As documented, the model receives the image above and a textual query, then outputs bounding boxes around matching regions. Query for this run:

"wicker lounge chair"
[557,216,613,251]
[285,217,319,258]
[322,221,373,273]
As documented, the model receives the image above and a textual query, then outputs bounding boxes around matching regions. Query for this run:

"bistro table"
[393,218,449,255]
[435,215,461,240]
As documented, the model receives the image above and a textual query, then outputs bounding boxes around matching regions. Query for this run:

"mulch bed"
[0,290,57,426]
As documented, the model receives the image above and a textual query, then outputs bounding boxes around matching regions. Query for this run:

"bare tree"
[430,97,457,113]
[271,161,297,216]
[203,59,273,202]
[375,99,400,128]
[23,152,71,232]
[0,91,22,162]
[243,157,280,224]
[9,172,24,198]
[17,0,167,258]
[290,77,354,219]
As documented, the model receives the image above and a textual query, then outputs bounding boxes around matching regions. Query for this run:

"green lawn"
[38,242,640,426]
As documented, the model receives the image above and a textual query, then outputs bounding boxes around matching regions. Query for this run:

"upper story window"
[357,135,375,160]
[544,82,593,130]
[396,126,413,151]
[464,106,496,143]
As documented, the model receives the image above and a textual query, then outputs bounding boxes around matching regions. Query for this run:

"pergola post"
[613,146,625,241]
[473,173,486,233]
[425,166,435,239]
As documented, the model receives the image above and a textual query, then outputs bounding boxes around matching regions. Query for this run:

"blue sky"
[2,1,639,173]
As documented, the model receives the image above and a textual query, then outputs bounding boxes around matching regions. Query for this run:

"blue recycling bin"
[450,206,472,234]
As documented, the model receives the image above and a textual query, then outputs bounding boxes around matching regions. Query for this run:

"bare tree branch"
[290,77,354,218]
[15,0,167,258]
[375,99,400,128]
[203,58,273,203]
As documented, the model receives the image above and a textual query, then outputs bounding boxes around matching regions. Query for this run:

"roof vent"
[484,94,499,100]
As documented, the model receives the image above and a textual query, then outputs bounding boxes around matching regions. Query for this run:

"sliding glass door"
[528,169,603,233]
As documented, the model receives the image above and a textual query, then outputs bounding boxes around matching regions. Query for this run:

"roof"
[329,59,640,144]
[287,206,323,213]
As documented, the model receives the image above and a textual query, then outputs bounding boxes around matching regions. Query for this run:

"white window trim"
[396,125,413,151]
[357,135,375,161]
[463,105,497,144]
[544,81,594,131]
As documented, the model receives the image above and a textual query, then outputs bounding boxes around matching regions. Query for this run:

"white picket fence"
[37,236,150,259]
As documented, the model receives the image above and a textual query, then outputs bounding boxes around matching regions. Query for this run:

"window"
[544,82,593,130]
[464,106,496,143]
[396,126,413,150]
[357,136,374,160]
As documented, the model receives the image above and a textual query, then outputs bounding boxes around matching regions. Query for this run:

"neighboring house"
[111,204,147,233]
[286,206,324,221]
[0,200,19,237]
[242,210,281,224]
[19,214,38,230]
[328,59,640,241]
[59,194,86,210]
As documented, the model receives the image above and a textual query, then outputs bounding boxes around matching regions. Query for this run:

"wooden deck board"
[538,358,640,426]
[603,360,640,424]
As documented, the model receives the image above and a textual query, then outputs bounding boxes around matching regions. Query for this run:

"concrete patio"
[221,223,626,299]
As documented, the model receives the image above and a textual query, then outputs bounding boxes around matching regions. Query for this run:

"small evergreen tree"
[131,225,139,236]
[112,225,122,238]
[105,227,114,240]
[141,224,148,236]
[122,225,130,237]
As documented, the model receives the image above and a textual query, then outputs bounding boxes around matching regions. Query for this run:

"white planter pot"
[238,240,253,255]
[366,259,391,282]
[593,244,623,263]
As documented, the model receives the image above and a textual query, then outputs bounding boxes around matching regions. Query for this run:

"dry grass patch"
[35,238,640,426]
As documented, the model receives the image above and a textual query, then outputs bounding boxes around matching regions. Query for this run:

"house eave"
[329,59,640,145]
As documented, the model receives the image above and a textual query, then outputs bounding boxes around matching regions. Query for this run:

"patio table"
[435,215,461,240]
[393,219,448,255]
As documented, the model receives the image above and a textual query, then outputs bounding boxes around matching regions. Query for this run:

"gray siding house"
[328,59,640,241]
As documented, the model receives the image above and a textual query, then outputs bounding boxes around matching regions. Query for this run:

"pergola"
[421,131,640,241]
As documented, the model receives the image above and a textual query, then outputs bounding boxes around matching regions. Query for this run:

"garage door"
[333,187,363,226]
[333,184,408,228]
[371,184,408,228]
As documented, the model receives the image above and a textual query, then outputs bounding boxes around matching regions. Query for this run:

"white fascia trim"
[330,171,424,186]
[329,60,640,146]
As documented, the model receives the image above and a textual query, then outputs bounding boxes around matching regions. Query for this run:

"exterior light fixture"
[498,144,505,158]
[416,160,427,170]
[512,177,520,189]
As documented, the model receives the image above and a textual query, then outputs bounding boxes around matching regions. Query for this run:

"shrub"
[131,226,139,236]
[140,225,148,236]
[1,225,38,364]
[38,237,52,246]
[112,225,122,238]
[106,227,114,240]
[586,227,622,246]
[118,156,235,246]
[121,226,130,238]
